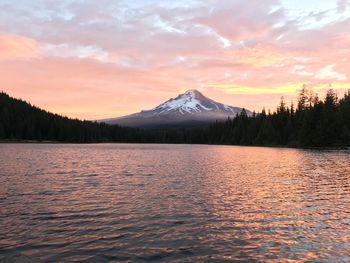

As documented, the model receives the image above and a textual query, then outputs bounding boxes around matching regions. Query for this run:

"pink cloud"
[0,34,39,60]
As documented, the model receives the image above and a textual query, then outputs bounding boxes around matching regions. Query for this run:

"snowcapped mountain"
[102,89,251,127]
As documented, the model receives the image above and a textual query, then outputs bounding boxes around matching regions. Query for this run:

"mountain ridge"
[101,89,251,127]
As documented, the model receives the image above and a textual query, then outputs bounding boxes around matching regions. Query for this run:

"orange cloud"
[234,45,286,67]
[0,34,39,60]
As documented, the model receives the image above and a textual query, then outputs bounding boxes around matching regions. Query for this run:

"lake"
[0,143,350,262]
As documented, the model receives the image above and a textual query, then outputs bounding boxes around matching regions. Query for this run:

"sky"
[0,0,350,120]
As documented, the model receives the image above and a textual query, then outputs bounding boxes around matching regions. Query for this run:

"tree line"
[208,87,350,147]
[1,88,350,147]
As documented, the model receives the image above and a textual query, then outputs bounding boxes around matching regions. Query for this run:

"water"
[0,144,350,262]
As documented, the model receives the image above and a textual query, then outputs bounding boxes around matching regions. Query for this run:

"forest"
[1,88,350,147]
[208,87,350,147]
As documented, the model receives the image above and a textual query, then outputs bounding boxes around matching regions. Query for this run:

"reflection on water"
[0,144,350,262]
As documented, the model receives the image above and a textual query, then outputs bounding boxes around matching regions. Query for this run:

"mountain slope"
[102,89,251,127]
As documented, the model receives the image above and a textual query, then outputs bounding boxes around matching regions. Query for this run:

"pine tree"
[298,84,309,110]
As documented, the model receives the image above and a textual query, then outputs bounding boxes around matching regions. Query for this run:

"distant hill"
[0,92,148,143]
[101,89,251,127]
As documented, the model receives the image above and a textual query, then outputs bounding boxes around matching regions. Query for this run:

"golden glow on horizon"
[205,82,350,95]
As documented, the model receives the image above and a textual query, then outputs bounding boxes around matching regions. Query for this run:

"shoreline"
[1,139,349,151]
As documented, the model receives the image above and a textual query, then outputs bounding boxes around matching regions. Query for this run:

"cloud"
[0,34,40,60]
[338,0,350,13]
[315,65,347,81]
[0,0,349,118]
[234,45,286,67]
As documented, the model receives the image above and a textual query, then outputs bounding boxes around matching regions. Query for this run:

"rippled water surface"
[1,144,350,262]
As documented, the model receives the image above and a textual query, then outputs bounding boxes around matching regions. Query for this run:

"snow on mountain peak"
[183,89,200,97]
[154,89,211,114]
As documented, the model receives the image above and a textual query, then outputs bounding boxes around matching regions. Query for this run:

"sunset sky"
[0,0,349,120]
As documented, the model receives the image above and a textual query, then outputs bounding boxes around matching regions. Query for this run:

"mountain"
[101,89,251,127]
